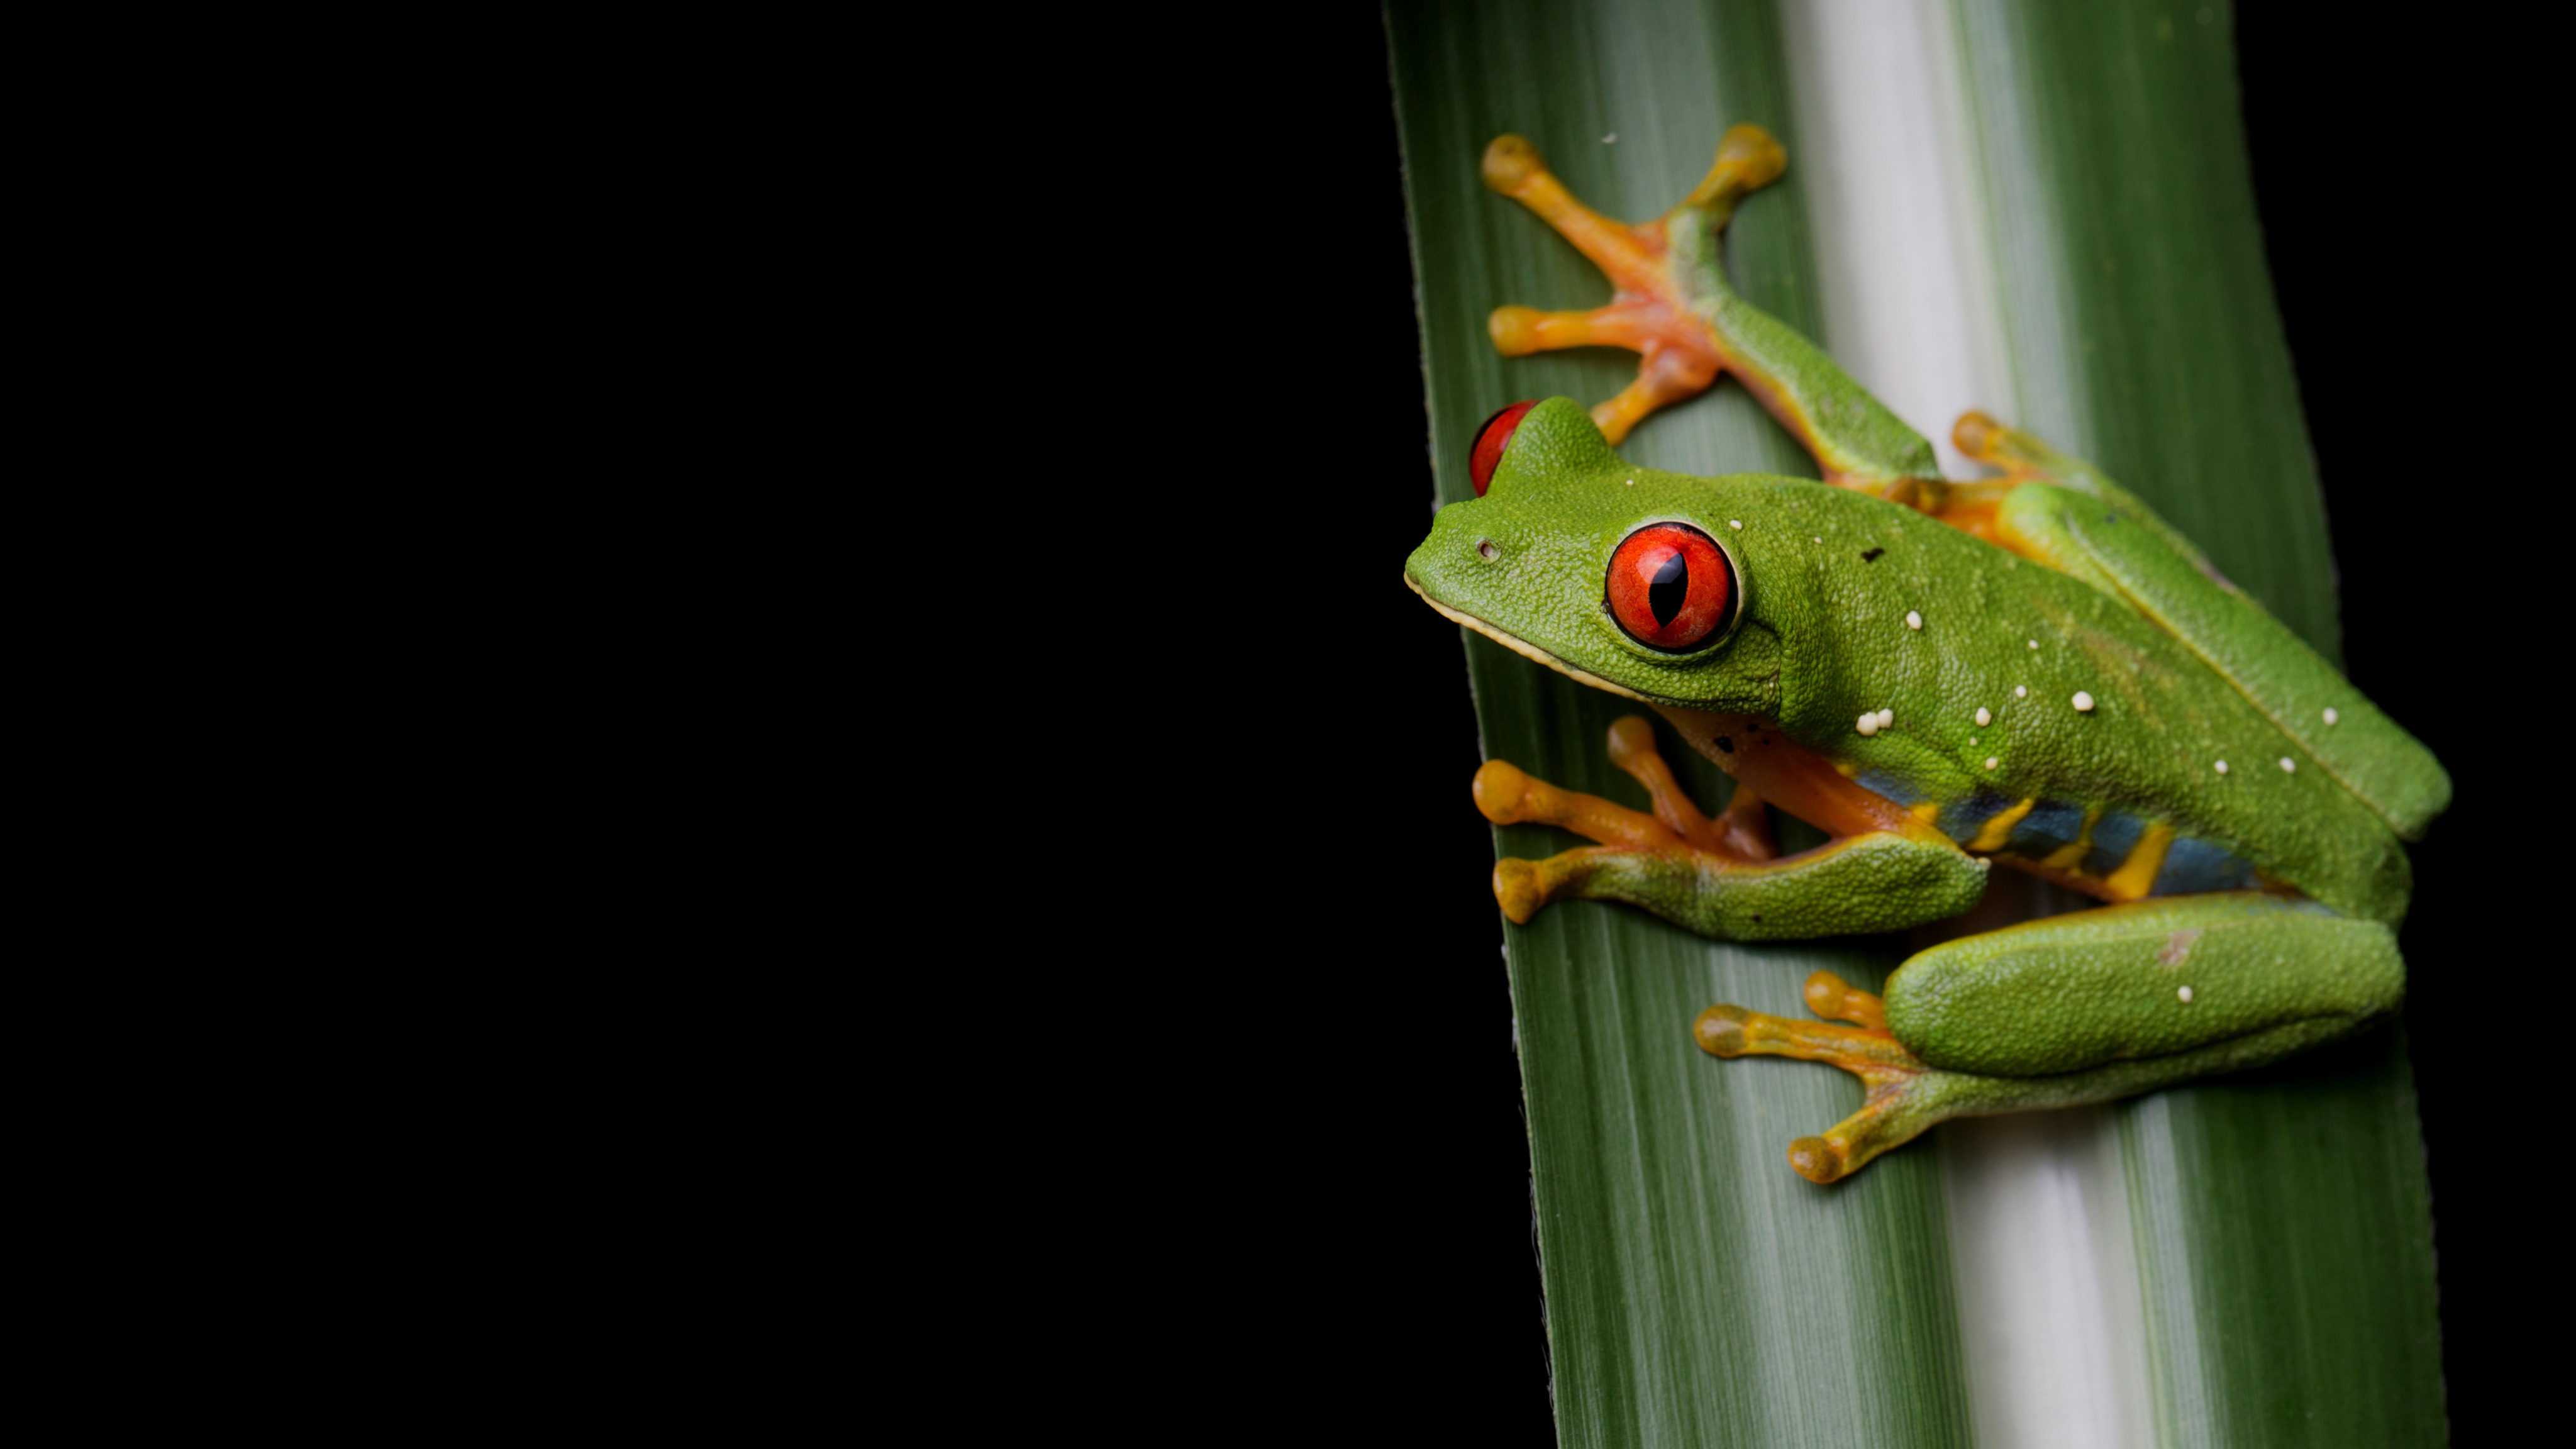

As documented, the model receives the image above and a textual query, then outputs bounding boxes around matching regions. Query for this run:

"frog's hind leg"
[1697,895,2406,1182]
[1693,984,1936,1183]
[1473,716,1985,940]
[1937,410,2217,568]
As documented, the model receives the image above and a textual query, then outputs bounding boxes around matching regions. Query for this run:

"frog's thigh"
[1696,894,2400,1182]
[1503,829,1988,941]
[1884,892,2402,1077]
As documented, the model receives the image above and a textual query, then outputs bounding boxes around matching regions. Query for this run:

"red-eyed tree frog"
[1404,125,2450,1183]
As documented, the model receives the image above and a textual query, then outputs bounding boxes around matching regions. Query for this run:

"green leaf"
[1384,3,2445,1445]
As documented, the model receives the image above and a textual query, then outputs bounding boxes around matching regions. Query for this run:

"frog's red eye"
[1468,401,1537,496]
[1606,523,1733,651]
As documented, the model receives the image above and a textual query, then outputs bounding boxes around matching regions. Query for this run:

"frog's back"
[1988,483,2450,838]
[1731,479,2418,924]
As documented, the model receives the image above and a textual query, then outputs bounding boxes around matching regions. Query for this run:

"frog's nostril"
[1477,540,1500,561]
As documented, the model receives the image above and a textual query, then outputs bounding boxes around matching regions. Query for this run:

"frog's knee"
[1884,902,2403,1076]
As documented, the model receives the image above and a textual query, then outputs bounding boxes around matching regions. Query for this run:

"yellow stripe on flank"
[1911,801,1941,831]
[2040,807,2101,872]
[1967,797,2036,853]
[2102,821,2177,901]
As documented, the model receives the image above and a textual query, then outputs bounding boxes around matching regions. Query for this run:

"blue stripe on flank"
[2084,813,2148,877]
[1855,768,1929,806]
[2007,799,2085,855]
[1937,787,2018,844]
[2150,836,2258,896]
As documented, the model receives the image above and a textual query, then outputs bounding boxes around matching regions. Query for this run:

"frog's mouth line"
[1404,571,1658,706]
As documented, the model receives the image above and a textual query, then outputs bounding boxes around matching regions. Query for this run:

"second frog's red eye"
[1606,524,1733,650]
[1468,401,1536,496]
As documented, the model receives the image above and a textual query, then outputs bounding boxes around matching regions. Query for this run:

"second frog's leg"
[1475,716,1987,940]
[1698,893,2404,1181]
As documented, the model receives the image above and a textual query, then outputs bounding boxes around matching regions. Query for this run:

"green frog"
[1404,125,2449,1183]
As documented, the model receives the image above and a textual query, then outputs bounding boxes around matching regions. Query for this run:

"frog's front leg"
[1699,894,2404,1181]
[1481,125,1946,504]
[1475,716,1987,940]
[1479,131,1750,447]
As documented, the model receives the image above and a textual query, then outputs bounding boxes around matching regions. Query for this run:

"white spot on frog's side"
[2213,760,2229,775]
[1477,540,1499,562]
[1879,708,1894,729]
[1729,519,1743,530]
[2177,985,2195,1003]
[1906,610,1923,630]
[2279,757,2296,774]
[2027,640,2039,650]
[2072,691,2096,713]
[1602,133,1618,143]
[1975,708,1992,726]
[2158,928,2204,967]
[1985,757,1999,770]
[1813,536,1823,543]
[1857,713,1880,736]
[2323,707,2340,725]
[2014,686,2028,699]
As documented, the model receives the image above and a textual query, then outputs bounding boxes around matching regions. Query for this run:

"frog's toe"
[1787,1136,1845,1185]
[1492,857,1545,924]
[1472,756,1680,848]
[1471,759,1536,823]
[1481,133,1547,191]
[1691,1003,1752,1056]
[1603,714,1659,772]
[1803,970,1887,1031]
[1488,306,1546,356]
[1688,992,1947,1182]
[1714,123,1785,187]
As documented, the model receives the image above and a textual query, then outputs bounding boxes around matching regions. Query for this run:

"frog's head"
[1404,397,1782,714]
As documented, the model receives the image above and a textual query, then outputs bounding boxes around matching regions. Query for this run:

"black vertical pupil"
[1648,551,1689,626]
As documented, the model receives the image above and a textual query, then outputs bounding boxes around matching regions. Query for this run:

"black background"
[1130,9,2539,1440]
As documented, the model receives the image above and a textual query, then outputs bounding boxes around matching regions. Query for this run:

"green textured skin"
[1405,398,2419,925]
[1664,208,1941,490]
[1889,1014,2360,1123]
[1517,829,1989,941]
[1884,894,2403,1077]
[1998,484,2452,838]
